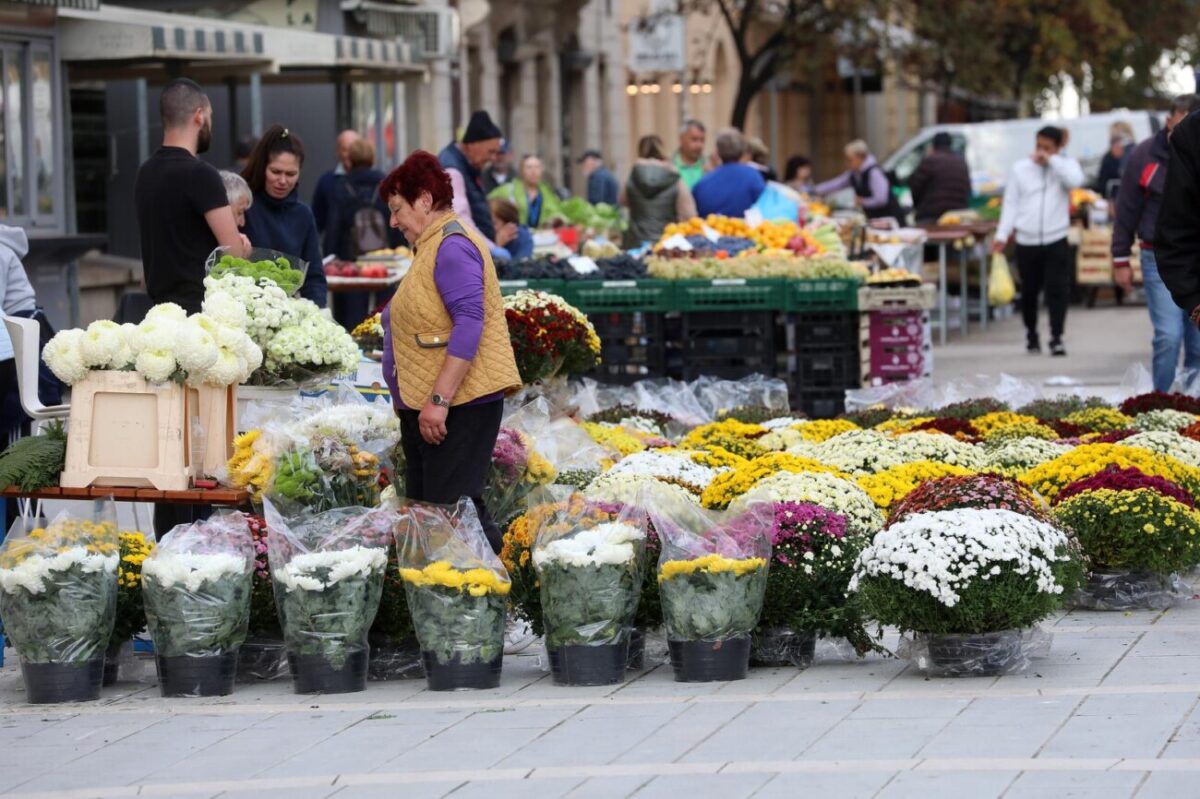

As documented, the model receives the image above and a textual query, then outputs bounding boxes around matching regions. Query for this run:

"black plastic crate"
[682,355,776,382]
[791,311,861,352]
[794,350,863,390]
[682,310,777,336]
[793,387,846,419]
[591,311,665,340]
[588,362,663,385]
[686,333,773,359]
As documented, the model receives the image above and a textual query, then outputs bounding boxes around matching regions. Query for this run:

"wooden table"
[917,223,997,345]
[1,485,250,505]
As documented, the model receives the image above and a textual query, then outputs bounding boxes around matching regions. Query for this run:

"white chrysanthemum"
[198,348,244,386]
[1124,431,1200,468]
[1131,409,1198,433]
[584,472,699,507]
[985,437,1070,474]
[533,522,645,568]
[41,329,90,385]
[201,290,250,330]
[0,548,118,595]
[291,404,400,447]
[849,508,1073,607]
[605,450,717,489]
[145,303,187,323]
[742,470,884,533]
[136,348,178,383]
[142,551,248,592]
[174,317,220,373]
[275,546,387,592]
[131,317,182,354]
[79,320,124,368]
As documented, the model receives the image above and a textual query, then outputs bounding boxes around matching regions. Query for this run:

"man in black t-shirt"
[134,78,249,313]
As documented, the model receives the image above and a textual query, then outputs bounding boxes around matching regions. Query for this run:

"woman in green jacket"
[487,154,563,228]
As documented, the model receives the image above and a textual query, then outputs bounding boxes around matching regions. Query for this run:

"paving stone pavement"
[3,596,1200,799]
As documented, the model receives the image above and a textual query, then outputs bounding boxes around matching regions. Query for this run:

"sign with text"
[628,11,685,74]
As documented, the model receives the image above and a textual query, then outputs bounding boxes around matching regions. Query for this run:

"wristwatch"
[430,393,451,409]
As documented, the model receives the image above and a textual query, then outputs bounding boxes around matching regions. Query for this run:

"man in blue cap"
[439,110,503,241]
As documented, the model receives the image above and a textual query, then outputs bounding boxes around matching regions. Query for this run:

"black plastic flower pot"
[237,638,289,682]
[750,628,816,669]
[102,643,122,687]
[549,642,629,686]
[21,658,105,704]
[926,630,1023,677]
[421,651,502,691]
[1081,570,1173,610]
[627,629,646,671]
[669,636,751,682]
[287,650,369,694]
[156,652,239,697]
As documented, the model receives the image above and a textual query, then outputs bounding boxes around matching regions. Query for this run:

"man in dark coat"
[908,132,972,223]
[438,110,503,243]
[1152,106,1200,340]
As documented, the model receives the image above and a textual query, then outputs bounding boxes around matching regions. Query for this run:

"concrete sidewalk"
[3,599,1200,799]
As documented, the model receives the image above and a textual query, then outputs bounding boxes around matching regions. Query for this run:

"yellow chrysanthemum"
[580,422,646,457]
[658,554,767,581]
[700,453,848,509]
[399,562,511,595]
[680,420,769,459]
[795,418,861,442]
[856,461,974,509]
[1063,407,1134,433]
[874,416,934,434]
[1020,443,1200,501]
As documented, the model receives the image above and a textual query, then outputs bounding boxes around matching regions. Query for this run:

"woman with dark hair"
[240,124,327,306]
[379,150,521,552]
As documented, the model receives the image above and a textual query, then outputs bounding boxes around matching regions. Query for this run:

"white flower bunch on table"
[604,450,717,490]
[290,403,401,448]
[744,470,884,534]
[142,552,248,593]
[849,508,1073,607]
[264,309,359,376]
[204,273,300,345]
[1122,431,1200,468]
[42,303,261,387]
[533,522,645,568]
[275,546,387,593]
[0,549,118,595]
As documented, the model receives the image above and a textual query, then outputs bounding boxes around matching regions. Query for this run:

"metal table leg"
[980,239,990,331]
[938,243,948,346]
[959,244,969,335]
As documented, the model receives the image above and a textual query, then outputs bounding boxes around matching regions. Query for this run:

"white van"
[883,110,1163,203]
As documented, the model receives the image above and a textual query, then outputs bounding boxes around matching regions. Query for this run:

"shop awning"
[340,0,459,60]
[56,4,423,82]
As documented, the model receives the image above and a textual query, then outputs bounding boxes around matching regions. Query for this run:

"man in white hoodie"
[992,126,1084,356]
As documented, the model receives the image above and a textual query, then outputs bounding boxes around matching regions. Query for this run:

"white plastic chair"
[3,314,69,422]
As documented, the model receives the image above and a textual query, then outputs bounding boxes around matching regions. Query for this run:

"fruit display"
[658,215,845,259]
[323,261,393,280]
[363,246,412,259]
[646,254,866,281]
[582,239,622,260]
[210,254,304,295]
[866,268,923,287]
[497,254,648,282]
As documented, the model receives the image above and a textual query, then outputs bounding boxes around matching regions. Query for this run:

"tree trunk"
[731,72,763,130]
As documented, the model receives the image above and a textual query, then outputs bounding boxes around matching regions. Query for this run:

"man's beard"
[197,120,212,154]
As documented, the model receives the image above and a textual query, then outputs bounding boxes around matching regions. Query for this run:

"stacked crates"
[676,279,783,381]
[565,280,673,385]
[858,285,935,386]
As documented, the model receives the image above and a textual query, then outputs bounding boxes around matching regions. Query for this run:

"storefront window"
[32,47,53,218]
[0,38,60,227]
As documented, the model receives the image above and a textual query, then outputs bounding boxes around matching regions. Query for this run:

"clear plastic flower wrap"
[395,499,511,690]
[141,512,255,696]
[898,627,1053,678]
[263,499,390,694]
[0,505,119,702]
[529,487,648,685]
[640,482,772,682]
[485,402,559,530]
[1072,570,1193,611]
[204,245,310,295]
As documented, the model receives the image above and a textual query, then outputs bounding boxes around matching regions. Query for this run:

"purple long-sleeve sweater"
[382,235,498,410]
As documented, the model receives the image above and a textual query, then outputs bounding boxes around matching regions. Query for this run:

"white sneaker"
[504,619,538,654]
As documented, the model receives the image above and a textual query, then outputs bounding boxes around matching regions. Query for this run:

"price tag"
[701,224,721,243]
[712,278,747,287]
[500,280,529,288]
[602,280,637,288]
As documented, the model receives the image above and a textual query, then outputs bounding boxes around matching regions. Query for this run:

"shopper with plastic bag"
[0,505,119,703]
[141,512,255,697]
[395,499,511,690]
[529,486,647,685]
[640,483,772,682]
[263,499,390,694]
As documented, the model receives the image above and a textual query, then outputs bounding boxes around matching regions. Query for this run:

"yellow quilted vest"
[390,212,521,408]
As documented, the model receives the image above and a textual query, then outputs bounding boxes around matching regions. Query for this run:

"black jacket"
[1112,130,1169,266]
[908,150,971,223]
[325,167,403,261]
[1155,114,1200,314]
[438,142,495,241]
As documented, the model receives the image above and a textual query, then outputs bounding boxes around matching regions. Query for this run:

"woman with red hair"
[379,150,521,552]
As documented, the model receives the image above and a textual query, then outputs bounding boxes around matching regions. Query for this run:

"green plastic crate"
[785,278,861,311]
[562,279,675,313]
[673,278,785,311]
[498,279,566,298]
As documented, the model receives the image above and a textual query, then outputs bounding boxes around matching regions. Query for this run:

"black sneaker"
[1027,338,1041,354]
[1049,340,1067,357]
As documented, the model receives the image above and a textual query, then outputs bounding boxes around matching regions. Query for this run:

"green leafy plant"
[211,254,304,295]
[403,581,507,665]
[0,422,66,492]
[658,556,768,641]
[142,556,252,657]
[1052,488,1200,574]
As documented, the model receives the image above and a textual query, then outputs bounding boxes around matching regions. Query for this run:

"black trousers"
[399,401,504,553]
[1015,238,1071,341]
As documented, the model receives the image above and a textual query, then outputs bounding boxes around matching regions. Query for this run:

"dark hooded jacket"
[623,161,695,248]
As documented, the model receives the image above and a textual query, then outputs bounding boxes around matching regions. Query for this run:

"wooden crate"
[61,371,209,491]
[194,384,237,479]
[1076,228,1141,285]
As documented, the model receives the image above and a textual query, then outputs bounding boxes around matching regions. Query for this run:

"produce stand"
[916,223,995,345]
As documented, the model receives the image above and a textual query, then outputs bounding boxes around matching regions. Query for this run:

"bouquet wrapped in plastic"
[141,512,254,697]
[643,484,772,682]
[530,487,647,685]
[0,506,119,703]
[395,499,511,691]
[264,499,390,694]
